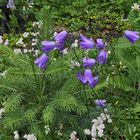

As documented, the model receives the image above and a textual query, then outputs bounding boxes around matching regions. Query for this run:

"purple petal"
[34,53,48,69]
[89,76,98,87]
[41,41,56,52]
[96,50,107,64]
[95,99,106,107]
[80,34,94,49]
[82,58,96,67]
[55,31,68,43]
[124,30,139,44]
[83,69,94,84]
[96,39,105,49]
[77,73,85,83]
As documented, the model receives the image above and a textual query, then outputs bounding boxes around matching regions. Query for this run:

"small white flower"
[97,124,105,130]
[107,119,112,123]
[32,42,37,46]
[92,119,97,123]
[84,129,91,135]
[16,38,24,46]
[23,32,30,38]
[132,3,140,11]
[97,117,103,124]
[24,134,37,140]
[14,49,22,54]
[62,48,68,54]
[100,113,106,121]
[14,131,19,140]
[4,39,9,45]
[98,131,104,137]
[23,49,28,53]
[32,38,38,42]
[70,131,78,140]
[91,130,97,138]
[34,50,40,56]
[104,108,108,113]
[70,60,80,68]
[57,130,63,136]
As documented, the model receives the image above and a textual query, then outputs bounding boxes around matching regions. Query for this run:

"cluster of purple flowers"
[77,34,107,88]
[34,29,139,108]
[34,31,68,68]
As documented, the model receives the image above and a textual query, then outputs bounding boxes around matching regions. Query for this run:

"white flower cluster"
[71,39,79,48]
[0,108,5,118]
[84,109,112,140]
[14,131,19,140]
[132,3,140,11]
[44,125,51,135]
[0,36,9,45]
[14,48,40,56]
[70,131,79,140]
[23,134,37,140]
[70,60,80,69]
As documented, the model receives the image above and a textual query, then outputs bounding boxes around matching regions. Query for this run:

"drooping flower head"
[95,99,106,107]
[41,41,56,52]
[55,30,67,43]
[96,39,105,49]
[82,58,96,67]
[7,0,15,10]
[80,34,94,49]
[77,69,98,87]
[96,50,107,64]
[34,53,48,69]
[124,30,139,44]
[41,30,67,51]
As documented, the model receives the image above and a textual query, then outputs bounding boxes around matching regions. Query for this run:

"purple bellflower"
[96,50,107,64]
[41,30,67,52]
[34,53,48,69]
[95,99,106,107]
[82,57,96,67]
[55,31,67,43]
[96,39,105,49]
[77,69,98,87]
[41,41,56,52]
[7,0,15,10]
[80,34,94,49]
[124,30,139,44]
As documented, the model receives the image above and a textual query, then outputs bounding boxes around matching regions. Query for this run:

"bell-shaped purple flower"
[41,41,56,52]
[34,53,48,69]
[55,31,68,43]
[80,34,94,49]
[82,58,96,67]
[96,50,107,64]
[42,30,67,52]
[124,30,139,44]
[7,0,15,10]
[96,39,105,49]
[77,69,98,87]
[95,99,106,107]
